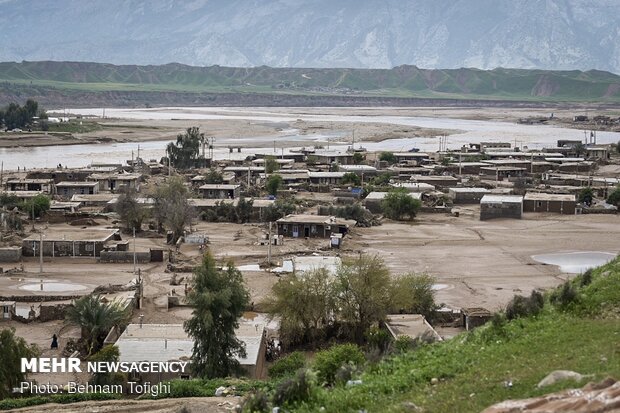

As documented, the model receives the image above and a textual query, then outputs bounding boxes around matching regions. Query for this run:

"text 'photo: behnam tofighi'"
[0,1,619,412]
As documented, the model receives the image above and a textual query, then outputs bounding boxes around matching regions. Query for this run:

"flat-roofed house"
[88,173,142,192]
[308,172,345,185]
[480,195,523,220]
[448,187,489,204]
[22,228,119,257]
[199,184,240,199]
[115,322,267,383]
[56,181,99,198]
[276,214,355,238]
[523,192,577,214]
[363,191,421,213]
[5,179,54,194]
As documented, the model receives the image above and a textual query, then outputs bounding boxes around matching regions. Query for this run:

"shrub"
[505,290,544,320]
[550,281,579,310]
[381,188,422,220]
[392,335,415,354]
[606,186,620,206]
[365,327,392,354]
[313,343,365,386]
[268,352,306,379]
[242,390,270,413]
[379,151,396,164]
[580,269,593,287]
[272,369,315,407]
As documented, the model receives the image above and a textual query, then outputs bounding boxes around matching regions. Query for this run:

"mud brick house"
[22,228,120,257]
[276,214,355,238]
[523,193,577,214]
[199,184,241,199]
[480,195,523,220]
[55,181,99,198]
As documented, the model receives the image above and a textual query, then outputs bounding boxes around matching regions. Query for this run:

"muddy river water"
[2,107,619,170]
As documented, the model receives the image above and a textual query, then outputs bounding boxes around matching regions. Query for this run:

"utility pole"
[39,231,43,273]
[459,153,462,176]
[133,227,137,274]
[267,222,272,265]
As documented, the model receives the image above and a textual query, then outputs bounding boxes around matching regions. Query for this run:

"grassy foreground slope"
[294,257,620,412]
[1,61,620,102]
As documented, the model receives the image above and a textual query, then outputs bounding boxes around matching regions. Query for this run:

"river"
[1,107,618,170]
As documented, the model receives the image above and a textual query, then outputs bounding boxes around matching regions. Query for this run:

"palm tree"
[66,294,131,355]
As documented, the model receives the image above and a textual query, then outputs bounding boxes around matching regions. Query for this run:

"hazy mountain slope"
[0,0,619,72]
[1,61,619,103]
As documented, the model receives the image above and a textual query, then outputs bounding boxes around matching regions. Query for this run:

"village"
[1,116,620,405]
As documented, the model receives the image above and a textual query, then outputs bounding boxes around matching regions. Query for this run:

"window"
[282,225,287,233]
[311,225,317,234]
[85,244,94,252]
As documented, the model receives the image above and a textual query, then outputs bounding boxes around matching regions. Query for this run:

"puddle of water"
[532,251,617,273]
[237,264,262,271]
[19,281,89,292]
[432,283,450,291]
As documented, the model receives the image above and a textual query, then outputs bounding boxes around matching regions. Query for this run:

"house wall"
[99,251,151,263]
[277,222,329,238]
[57,186,98,198]
[22,240,107,257]
[450,191,487,204]
[523,199,576,214]
[480,202,523,220]
[0,247,22,262]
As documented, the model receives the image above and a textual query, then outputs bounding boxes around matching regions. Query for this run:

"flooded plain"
[3,106,619,170]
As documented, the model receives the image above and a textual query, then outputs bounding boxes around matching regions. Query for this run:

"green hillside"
[1,61,620,103]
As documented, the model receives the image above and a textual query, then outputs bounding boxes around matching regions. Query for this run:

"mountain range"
[1,0,619,73]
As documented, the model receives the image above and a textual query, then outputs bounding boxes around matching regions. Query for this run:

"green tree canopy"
[204,168,224,184]
[264,156,280,174]
[264,268,335,345]
[20,194,50,218]
[379,151,396,164]
[0,328,39,398]
[115,188,149,232]
[166,127,203,170]
[184,253,250,379]
[152,177,194,242]
[390,273,437,320]
[335,254,392,341]
[266,174,283,196]
[606,186,620,206]
[342,172,362,186]
[578,186,594,206]
[65,295,131,355]
[381,188,422,220]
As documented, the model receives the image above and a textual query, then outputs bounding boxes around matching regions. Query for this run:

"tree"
[89,345,126,386]
[20,194,50,218]
[379,151,396,164]
[264,156,280,174]
[152,177,195,242]
[264,268,335,345]
[166,127,203,170]
[115,188,149,232]
[607,186,620,207]
[381,188,422,220]
[335,254,392,341]
[390,273,437,320]
[0,328,39,399]
[65,294,131,355]
[236,196,254,223]
[572,142,586,157]
[342,172,361,186]
[578,186,594,206]
[263,199,296,222]
[0,100,44,130]
[204,169,224,184]
[184,253,250,378]
[352,152,365,163]
[266,174,283,196]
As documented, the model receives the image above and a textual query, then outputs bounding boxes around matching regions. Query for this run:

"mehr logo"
[21,358,82,373]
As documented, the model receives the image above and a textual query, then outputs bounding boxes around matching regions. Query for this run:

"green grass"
[44,120,102,134]
[1,61,620,102]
